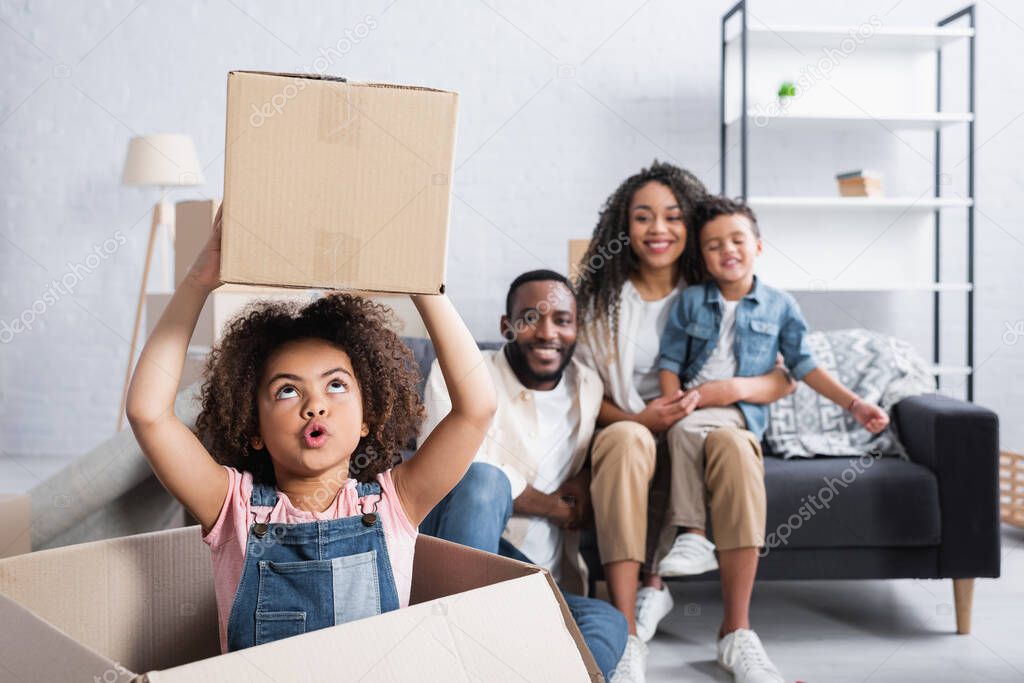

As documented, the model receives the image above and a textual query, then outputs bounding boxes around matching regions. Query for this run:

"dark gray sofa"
[402,338,1002,635]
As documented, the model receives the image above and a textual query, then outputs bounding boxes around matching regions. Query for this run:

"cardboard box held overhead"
[221,70,459,295]
[0,526,601,682]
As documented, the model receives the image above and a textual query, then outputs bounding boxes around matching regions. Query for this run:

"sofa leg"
[953,578,975,634]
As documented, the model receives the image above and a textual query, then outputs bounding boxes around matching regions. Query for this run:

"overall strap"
[249,481,279,508]
[355,481,382,498]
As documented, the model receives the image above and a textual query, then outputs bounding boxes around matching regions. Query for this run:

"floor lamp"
[118,134,204,431]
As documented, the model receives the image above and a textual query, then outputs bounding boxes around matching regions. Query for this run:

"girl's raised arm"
[392,294,496,526]
[125,208,228,532]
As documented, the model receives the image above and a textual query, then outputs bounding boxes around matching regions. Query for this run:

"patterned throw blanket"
[764,329,936,459]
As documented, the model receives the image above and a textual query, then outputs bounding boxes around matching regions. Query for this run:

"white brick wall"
[1,0,1021,459]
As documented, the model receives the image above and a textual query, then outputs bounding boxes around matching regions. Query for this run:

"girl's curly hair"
[575,160,710,349]
[195,293,424,485]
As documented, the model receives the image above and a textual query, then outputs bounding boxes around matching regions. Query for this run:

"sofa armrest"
[892,394,1000,578]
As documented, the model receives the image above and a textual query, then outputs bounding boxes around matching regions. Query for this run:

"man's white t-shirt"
[519,373,579,581]
[685,300,739,389]
[632,290,681,401]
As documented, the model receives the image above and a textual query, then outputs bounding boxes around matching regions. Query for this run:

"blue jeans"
[420,462,627,679]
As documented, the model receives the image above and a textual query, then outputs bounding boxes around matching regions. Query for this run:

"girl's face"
[627,181,687,273]
[254,338,368,481]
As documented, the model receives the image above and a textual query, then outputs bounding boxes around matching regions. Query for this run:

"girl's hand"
[851,400,890,434]
[187,205,223,291]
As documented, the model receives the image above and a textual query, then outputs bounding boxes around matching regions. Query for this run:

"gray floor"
[4,453,1022,682]
[646,526,1024,682]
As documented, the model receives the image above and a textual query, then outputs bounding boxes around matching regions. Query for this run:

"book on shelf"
[836,169,883,197]
[835,169,882,181]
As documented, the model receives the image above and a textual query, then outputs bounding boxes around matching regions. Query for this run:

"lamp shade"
[122,134,205,187]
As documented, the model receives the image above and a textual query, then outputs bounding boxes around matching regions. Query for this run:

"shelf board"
[929,365,972,376]
[727,25,973,51]
[748,196,973,210]
[782,282,972,292]
[726,111,973,129]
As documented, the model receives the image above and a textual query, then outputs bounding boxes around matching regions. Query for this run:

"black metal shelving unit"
[719,1,976,401]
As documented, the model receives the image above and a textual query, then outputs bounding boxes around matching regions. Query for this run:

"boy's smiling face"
[255,338,369,482]
[700,213,763,288]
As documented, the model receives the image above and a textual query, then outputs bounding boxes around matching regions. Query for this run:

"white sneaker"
[610,634,648,683]
[717,629,785,683]
[657,532,718,577]
[635,585,674,642]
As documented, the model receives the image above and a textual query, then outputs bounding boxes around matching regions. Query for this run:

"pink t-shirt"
[201,465,417,653]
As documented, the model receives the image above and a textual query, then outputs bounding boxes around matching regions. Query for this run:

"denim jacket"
[656,276,818,440]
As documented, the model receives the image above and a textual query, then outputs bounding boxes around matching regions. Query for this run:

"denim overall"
[226,480,401,651]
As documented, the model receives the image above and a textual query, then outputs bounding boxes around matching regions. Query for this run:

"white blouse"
[577,279,686,414]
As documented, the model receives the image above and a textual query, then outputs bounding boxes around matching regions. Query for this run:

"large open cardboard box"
[0,526,600,682]
[221,70,458,295]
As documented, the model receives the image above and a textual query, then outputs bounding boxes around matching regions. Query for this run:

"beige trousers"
[664,405,748,531]
[589,422,659,566]
[590,415,766,567]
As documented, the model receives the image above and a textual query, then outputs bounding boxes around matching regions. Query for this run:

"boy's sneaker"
[610,634,648,683]
[657,532,718,577]
[635,585,674,642]
[717,628,785,683]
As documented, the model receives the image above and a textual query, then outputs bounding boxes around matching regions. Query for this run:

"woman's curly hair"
[575,160,710,348]
[195,293,424,485]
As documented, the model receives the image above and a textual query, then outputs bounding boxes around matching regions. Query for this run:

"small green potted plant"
[777,81,797,100]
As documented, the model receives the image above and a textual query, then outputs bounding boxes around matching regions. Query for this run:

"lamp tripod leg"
[118,202,162,431]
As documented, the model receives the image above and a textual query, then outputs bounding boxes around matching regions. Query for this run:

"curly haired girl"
[126,207,496,653]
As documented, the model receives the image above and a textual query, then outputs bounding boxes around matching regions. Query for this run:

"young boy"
[655,196,889,577]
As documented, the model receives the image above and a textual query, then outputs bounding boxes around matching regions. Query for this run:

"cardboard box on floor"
[568,238,591,283]
[174,199,221,288]
[221,70,459,295]
[0,526,600,682]
[0,494,30,559]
